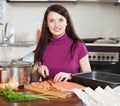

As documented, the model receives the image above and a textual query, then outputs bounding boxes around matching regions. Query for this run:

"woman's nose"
[54,21,59,27]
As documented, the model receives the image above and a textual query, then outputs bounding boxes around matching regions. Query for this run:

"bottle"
[9,25,15,44]
[36,23,41,42]
[37,28,41,42]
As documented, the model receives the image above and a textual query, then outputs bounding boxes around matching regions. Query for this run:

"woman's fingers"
[54,72,71,82]
[38,65,49,78]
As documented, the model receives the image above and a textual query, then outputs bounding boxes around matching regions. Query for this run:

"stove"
[88,52,119,62]
[86,44,120,74]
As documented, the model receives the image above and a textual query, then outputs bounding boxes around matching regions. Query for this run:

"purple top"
[42,33,88,79]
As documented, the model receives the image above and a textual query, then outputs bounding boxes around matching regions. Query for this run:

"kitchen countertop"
[0,88,83,106]
[86,43,120,47]
[83,37,120,47]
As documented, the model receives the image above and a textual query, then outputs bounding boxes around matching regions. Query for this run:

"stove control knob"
[111,56,114,60]
[102,56,105,60]
[89,55,91,59]
[89,55,92,60]
[93,55,96,59]
[106,56,110,60]
[98,56,101,60]
[93,55,96,60]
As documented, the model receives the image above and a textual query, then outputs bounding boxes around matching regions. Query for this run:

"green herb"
[0,88,56,102]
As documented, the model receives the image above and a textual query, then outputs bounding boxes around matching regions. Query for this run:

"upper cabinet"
[6,0,120,4]
[78,0,117,3]
[7,0,77,2]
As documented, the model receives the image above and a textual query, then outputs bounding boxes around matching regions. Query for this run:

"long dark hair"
[34,4,81,63]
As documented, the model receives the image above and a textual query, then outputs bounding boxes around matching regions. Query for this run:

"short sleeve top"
[42,33,88,79]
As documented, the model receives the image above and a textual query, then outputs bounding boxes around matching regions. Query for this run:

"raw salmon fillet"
[31,81,85,91]
[31,81,51,89]
[51,81,85,91]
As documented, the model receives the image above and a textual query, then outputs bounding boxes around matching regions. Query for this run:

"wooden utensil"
[24,84,72,99]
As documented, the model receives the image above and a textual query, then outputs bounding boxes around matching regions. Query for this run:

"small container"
[37,29,41,42]
[36,23,41,42]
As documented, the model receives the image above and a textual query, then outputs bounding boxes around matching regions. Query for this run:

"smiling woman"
[32,4,91,83]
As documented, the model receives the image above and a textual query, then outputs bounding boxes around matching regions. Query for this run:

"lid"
[0,60,33,68]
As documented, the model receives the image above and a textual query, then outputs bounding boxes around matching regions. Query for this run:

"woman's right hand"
[38,65,49,78]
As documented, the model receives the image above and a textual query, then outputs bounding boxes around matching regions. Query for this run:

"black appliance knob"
[106,56,110,60]
[111,56,114,60]
[98,56,101,59]
[93,55,96,59]
[89,55,91,59]
[102,56,105,60]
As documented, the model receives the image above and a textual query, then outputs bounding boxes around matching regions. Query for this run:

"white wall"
[6,2,120,41]
[0,2,12,42]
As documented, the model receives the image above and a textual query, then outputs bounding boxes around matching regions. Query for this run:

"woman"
[33,4,91,82]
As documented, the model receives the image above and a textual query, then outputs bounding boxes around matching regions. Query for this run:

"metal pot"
[0,60,33,85]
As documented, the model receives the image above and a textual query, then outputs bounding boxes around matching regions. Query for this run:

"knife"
[43,71,51,81]
[44,75,51,81]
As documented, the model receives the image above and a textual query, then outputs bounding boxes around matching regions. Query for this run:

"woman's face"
[47,11,67,38]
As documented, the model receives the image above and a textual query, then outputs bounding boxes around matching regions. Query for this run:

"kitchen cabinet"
[7,0,118,3]
[7,0,77,3]
[77,0,117,2]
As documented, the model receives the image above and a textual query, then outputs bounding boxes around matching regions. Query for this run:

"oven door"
[90,61,119,74]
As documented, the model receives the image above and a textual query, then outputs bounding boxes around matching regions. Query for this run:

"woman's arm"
[79,55,91,72]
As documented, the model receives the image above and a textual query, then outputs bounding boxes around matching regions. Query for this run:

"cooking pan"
[82,37,104,43]
[0,60,33,85]
[71,71,120,89]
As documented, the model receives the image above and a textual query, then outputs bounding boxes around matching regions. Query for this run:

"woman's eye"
[59,18,64,22]
[48,18,65,23]
[49,19,54,23]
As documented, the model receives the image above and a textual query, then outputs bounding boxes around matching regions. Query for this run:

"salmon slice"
[31,81,51,89]
[51,81,85,91]
[31,82,43,89]
[31,81,85,91]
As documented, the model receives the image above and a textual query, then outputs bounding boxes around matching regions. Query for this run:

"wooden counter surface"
[0,88,83,106]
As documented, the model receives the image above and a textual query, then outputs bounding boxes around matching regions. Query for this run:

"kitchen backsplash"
[1,2,120,42]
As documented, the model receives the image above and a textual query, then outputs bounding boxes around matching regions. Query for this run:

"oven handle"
[90,61,118,65]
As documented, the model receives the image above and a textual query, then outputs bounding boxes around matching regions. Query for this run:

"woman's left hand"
[53,72,72,82]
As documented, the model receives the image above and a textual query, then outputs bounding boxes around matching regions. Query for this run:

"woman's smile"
[54,27,61,32]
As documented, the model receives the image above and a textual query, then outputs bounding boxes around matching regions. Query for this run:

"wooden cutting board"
[24,84,72,99]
